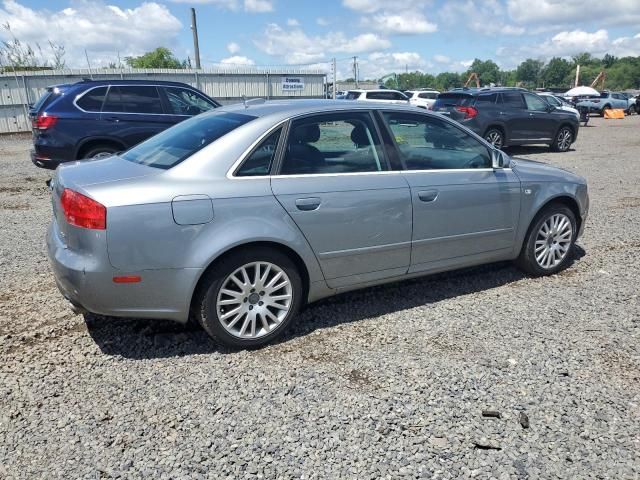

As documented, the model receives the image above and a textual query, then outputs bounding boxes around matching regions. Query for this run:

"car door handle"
[418,190,438,202]
[105,116,120,123]
[295,197,321,211]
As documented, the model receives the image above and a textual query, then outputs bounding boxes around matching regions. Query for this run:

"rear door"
[100,85,173,148]
[271,110,413,288]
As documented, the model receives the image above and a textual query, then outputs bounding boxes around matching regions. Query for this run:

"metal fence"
[0,68,327,133]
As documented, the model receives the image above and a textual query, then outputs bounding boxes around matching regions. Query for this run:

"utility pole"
[332,57,337,99]
[352,56,358,88]
[191,7,201,69]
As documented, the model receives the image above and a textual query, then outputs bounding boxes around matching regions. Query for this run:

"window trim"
[74,84,215,116]
[377,109,495,172]
[274,110,391,176]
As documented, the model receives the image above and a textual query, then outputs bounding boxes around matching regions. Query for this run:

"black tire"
[601,104,611,116]
[516,204,577,277]
[550,126,573,152]
[194,247,303,349]
[483,127,504,149]
[627,105,636,115]
[82,145,118,159]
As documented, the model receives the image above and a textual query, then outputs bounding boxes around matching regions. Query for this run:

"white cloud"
[361,51,432,79]
[226,42,241,54]
[342,0,430,13]
[440,0,524,36]
[433,54,450,63]
[507,0,640,26]
[0,0,182,67]
[363,12,437,35]
[286,18,299,26]
[219,55,255,65]
[243,0,273,13]
[256,23,390,65]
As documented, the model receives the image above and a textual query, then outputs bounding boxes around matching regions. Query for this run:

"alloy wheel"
[216,262,293,339]
[485,130,503,149]
[534,213,573,269]
[556,128,572,151]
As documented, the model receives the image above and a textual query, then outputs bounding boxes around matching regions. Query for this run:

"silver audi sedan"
[47,100,588,348]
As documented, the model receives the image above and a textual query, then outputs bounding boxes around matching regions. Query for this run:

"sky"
[1,0,640,80]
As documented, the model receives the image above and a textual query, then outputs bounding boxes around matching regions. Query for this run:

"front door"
[523,92,556,141]
[271,111,412,289]
[379,110,521,272]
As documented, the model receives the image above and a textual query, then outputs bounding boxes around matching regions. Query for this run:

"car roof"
[215,99,432,122]
[49,79,197,90]
[348,89,404,93]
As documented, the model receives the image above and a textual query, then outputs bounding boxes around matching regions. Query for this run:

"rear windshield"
[433,93,473,108]
[121,111,256,169]
[31,89,57,112]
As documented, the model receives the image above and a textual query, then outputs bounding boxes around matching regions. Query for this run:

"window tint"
[121,112,255,169]
[345,91,362,100]
[103,86,163,114]
[501,92,526,109]
[280,112,386,175]
[366,91,389,100]
[164,87,216,115]
[418,92,437,99]
[432,93,474,109]
[545,95,561,106]
[236,128,281,177]
[393,91,408,100]
[383,112,491,170]
[76,86,107,112]
[475,93,497,104]
[524,93,548,111]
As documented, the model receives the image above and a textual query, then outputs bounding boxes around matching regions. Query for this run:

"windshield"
[121,111,256,169]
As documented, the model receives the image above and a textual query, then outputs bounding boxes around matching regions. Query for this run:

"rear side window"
[164,87,217,115]
[236,128,282,177]
[103,86,163,114]
[345,91,362,100]
[121,112,256,169]
[76,87,107,112]
[475,93,497,104]
[501,92,526,109]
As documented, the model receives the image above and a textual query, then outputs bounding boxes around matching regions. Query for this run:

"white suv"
[405,89,440,109]
[343,89,408,104]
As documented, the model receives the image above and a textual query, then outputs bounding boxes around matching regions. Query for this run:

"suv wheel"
[601,104,611,115]
[82,145,117,159]
[194,247,303,349]
[516,204,577,276]
[484,128,504,149]
[551,126,573,152]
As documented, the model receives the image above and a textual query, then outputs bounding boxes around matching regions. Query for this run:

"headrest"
[350,124,369,147]
[291,124,320,143]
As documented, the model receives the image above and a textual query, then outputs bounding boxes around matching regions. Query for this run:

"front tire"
[484,128,504,149]
[194,247,303,349]
[516,204,577,276]
[550,126,573,152]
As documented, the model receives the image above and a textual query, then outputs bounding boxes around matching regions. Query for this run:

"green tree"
[125,47,185,69]
[515,58,544,87]
[542,57,572,87]
[434,72,462,91]
[467,59,500,85]
[602,53,617,68]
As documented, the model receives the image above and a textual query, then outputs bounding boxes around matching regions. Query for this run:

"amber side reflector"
[112,275,142,284]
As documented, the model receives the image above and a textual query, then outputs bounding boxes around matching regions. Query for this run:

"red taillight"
[33,114,58,130]
[60,189,106,230]
[455,106,478,119]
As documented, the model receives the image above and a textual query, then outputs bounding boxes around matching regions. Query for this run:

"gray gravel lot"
[1,117,639,479]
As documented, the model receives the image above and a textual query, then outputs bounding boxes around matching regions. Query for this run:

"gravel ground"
[1,117,639,479]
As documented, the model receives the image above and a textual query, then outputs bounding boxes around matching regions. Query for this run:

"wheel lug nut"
[249,305,253,310]
[250,288,255,293]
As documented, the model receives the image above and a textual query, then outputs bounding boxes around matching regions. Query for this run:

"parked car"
[621,92,639,114]
[405,89,440,109]
[342,89,409,104]
[30,80,221,169]
[432,88,579,152]
[575,91,632,115]
[47,100,588,348]
[537,92,580,119]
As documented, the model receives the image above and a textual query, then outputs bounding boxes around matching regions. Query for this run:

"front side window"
[236,128,282,177]
[164,87,217,115]
[345,91,362,100]
[103,86,163,114]
[76,86,107,112]
[121,111,255,169]
[280,112,386,175]
[382,112,491,170]
[545,95,561,107]
[524,93,548,112]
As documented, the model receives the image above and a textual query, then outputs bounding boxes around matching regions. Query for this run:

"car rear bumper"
[47,221,200,323]
[31,149,62,169]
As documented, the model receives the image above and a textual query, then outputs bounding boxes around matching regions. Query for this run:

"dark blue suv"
[30,80,220,169]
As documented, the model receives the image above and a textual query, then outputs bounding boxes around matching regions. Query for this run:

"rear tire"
[516,204,577,277]
[483,128,504,149]
[82,145,118,159]
[601,104,611,116]
[194,247,303,349]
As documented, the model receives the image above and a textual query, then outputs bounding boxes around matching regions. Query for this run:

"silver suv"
[48,100,589,348]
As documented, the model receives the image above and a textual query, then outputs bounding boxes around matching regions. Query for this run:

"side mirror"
[491,149,510,169]
[547,104,556,113]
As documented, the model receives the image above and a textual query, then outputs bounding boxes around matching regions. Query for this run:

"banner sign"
[282,77,304,91]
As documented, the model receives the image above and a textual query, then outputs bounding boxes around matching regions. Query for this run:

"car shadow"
[506,145,576,156]
[85,246,586,359]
